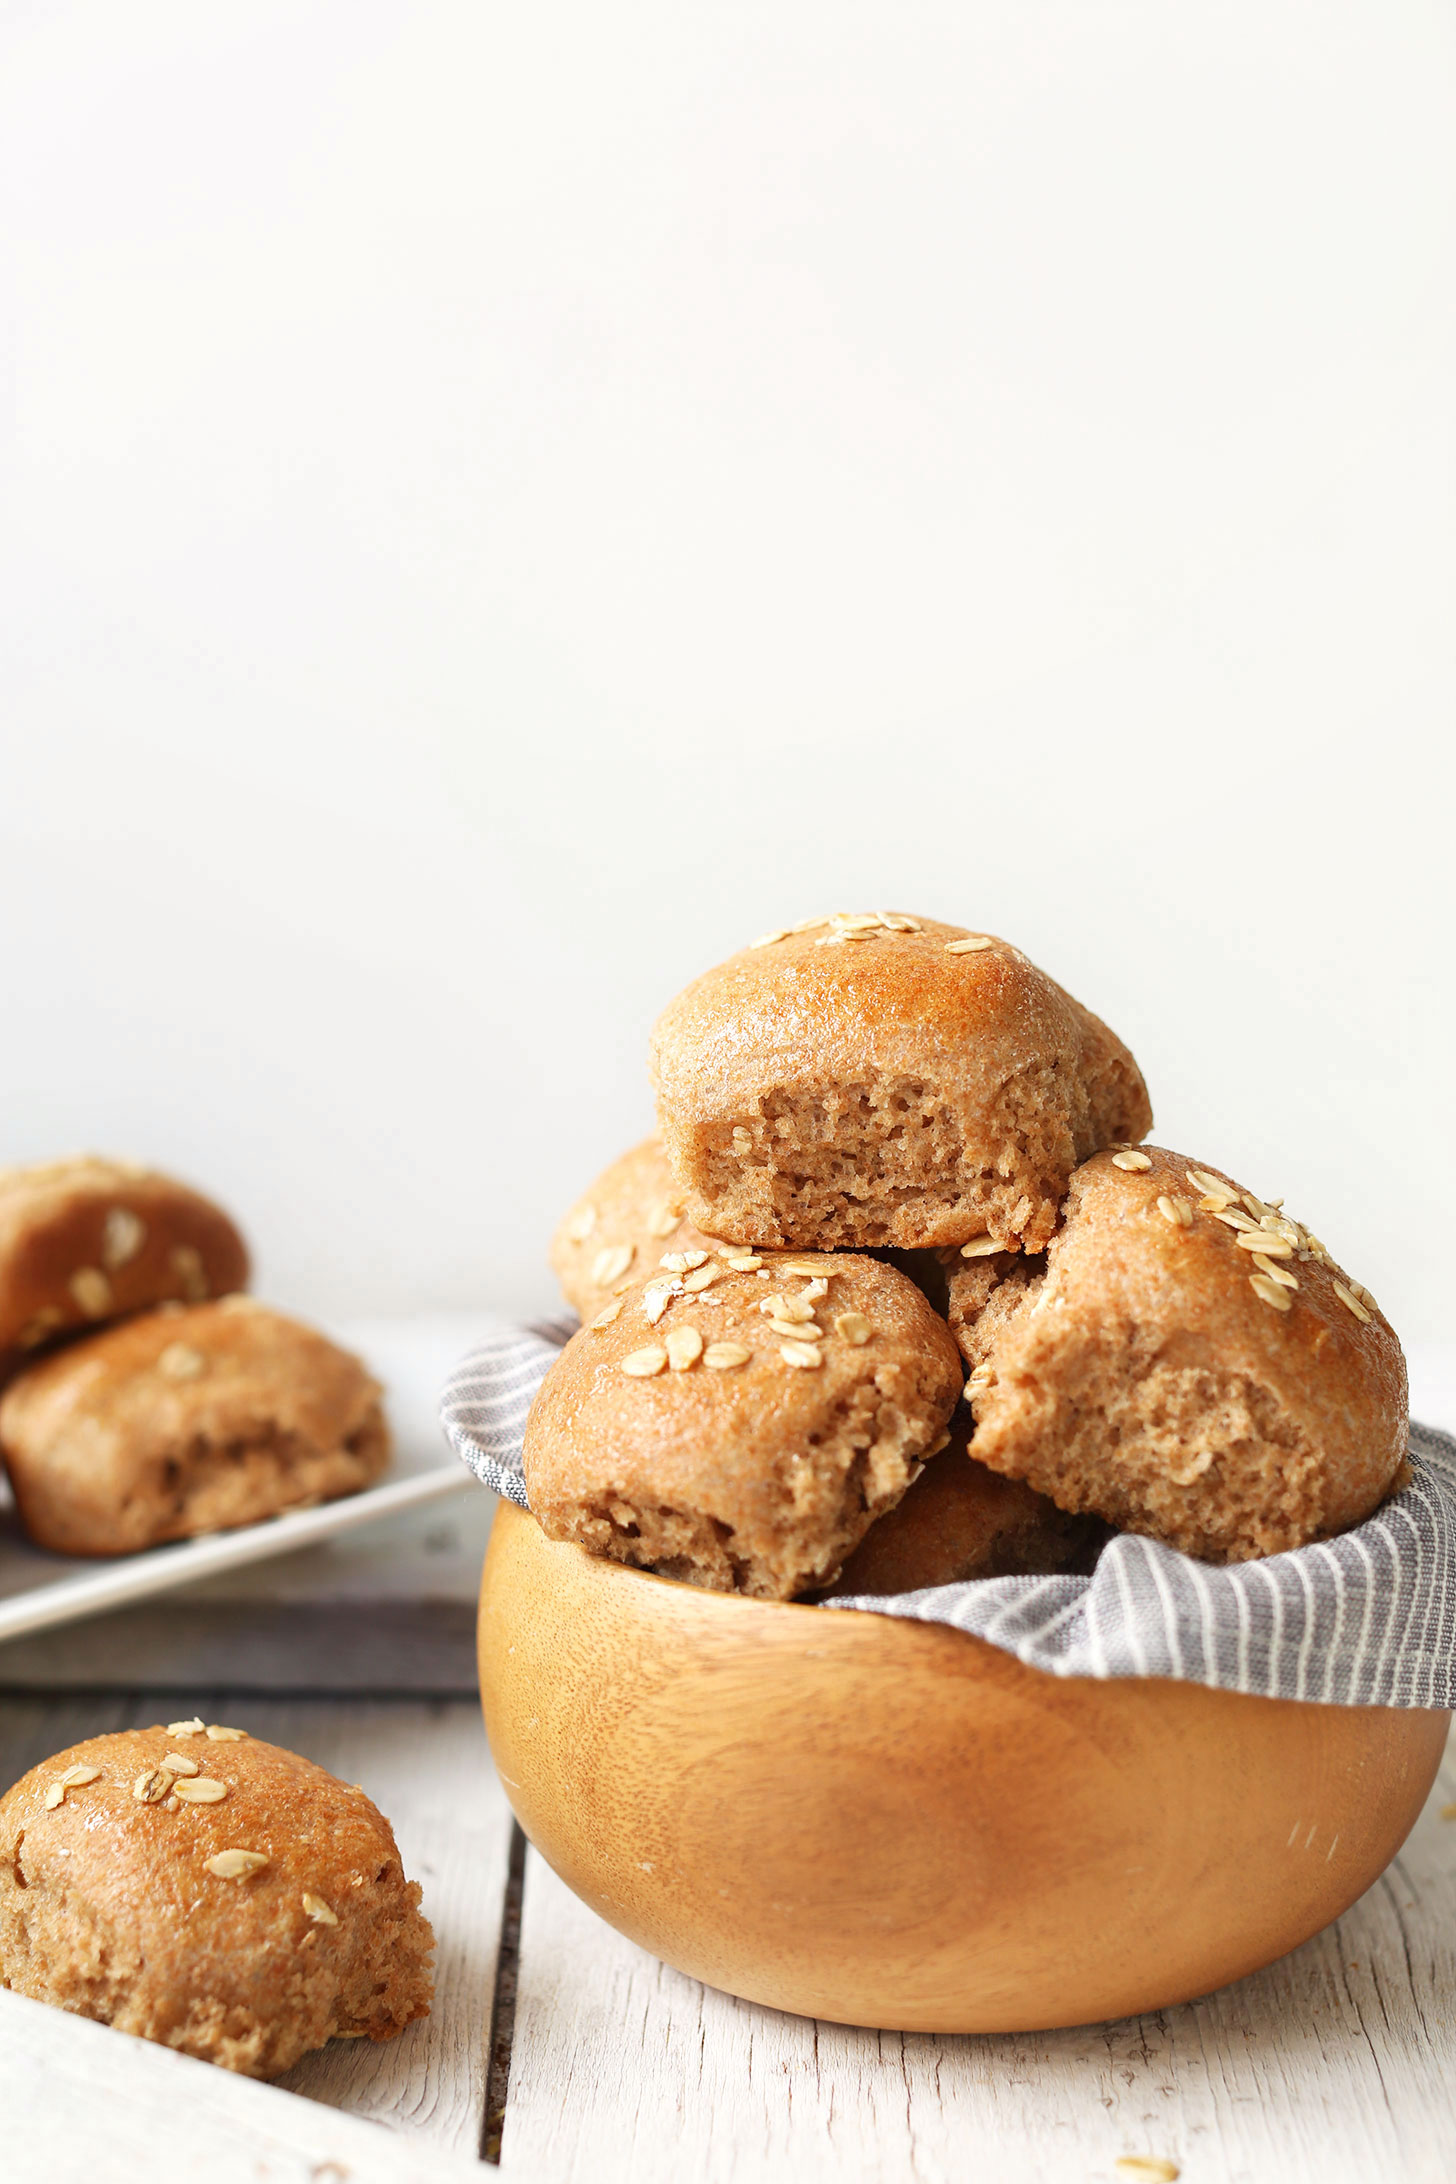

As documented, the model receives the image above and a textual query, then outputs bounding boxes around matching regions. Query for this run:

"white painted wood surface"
[0,1490,493,1688]
[1,1984,487,2184]
[3,1694,1455,2182]
[266,1698,513,2157]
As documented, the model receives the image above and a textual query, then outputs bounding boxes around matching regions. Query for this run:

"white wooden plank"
[0,1690,139,1780]
[501,1722,1456,2184]
[274,1697,513,2157]
[0,1492,493,1691]
[0,1984,487,2184]
[1,1694,512,2165]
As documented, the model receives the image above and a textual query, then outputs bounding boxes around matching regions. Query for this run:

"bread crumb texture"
[0,1301,389,1555]
[953,1147,1408,1562]
[0,1729,433,2077]
[820,1411,1100,1595]
[523,1252,963,1597]
[648,915,1150,1254]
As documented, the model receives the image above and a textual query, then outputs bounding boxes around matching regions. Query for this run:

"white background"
[1,4,1452,1402]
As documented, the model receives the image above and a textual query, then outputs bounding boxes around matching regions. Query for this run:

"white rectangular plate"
[0,1315,482,1647]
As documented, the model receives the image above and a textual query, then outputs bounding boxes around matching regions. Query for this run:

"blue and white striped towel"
[441,1321,1456,1709]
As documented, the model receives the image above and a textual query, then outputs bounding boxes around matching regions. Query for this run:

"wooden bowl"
[478,1501,1448,2032]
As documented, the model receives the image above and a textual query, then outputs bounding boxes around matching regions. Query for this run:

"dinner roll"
[523,1250,963,1598]
[0,1156,249,1375]
[0,1726,433,2077]
[549,1136,728,1320]
[0,1300,389,1555]
[649,912,1150,1253]
[820,1411,1099,1595]
[956,1147,1408,1562]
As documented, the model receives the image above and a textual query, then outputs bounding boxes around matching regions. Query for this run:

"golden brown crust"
[820,1412,1099,1595]
[523,1251,963,1598]
[0,1300,389,1555]
[0,1727,433,2077]
[0,1156,249,1375]
[956,1147,1408,1562]
[548,1137,729,1320]
[648,914,1150,1253]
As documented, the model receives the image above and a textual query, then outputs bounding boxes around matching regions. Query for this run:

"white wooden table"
[4,1327,1456,2184]
[5,1611,1455,2181]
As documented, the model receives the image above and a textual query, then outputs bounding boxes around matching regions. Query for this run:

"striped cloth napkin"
[441,1321,1456,1709]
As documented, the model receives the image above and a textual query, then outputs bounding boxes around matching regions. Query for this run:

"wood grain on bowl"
[478,1500,1448,2033]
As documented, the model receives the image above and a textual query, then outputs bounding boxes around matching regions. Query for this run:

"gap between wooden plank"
[483,1822,528,2164]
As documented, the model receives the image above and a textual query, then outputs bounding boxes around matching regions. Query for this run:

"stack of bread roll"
[0,1158,388,1555]
[529,912,1407,1597]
